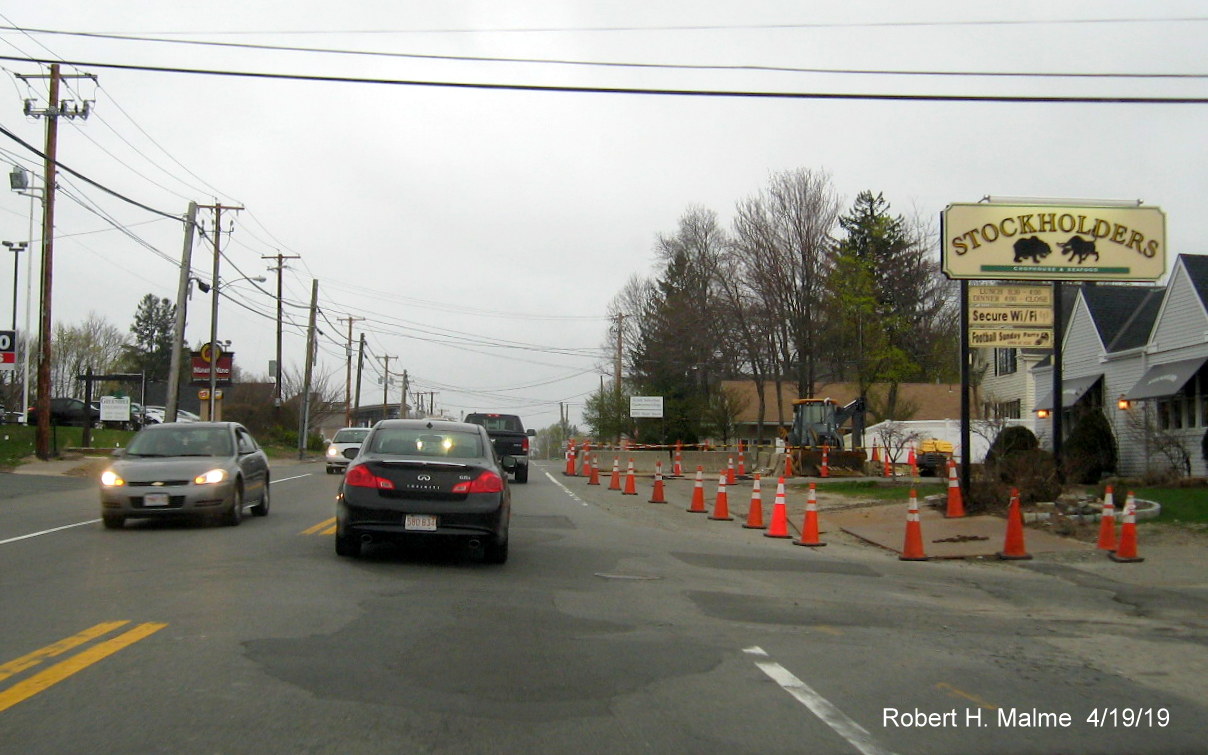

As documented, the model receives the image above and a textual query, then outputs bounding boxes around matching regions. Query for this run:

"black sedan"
[335,419,511,563]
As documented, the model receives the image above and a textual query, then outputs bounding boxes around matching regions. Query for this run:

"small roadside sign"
[100,396,132,422]
[630,396,664,418]
[970,329,1054,348]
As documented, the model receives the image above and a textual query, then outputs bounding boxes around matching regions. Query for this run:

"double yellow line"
[0,621,166,713]
[301,517,337,536]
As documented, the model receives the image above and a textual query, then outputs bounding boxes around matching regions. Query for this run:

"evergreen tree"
[123,294,177,382]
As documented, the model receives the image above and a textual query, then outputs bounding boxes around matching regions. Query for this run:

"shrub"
[984,425,1039,467]
[1063,409,1118,484]
[971,425,1060,513]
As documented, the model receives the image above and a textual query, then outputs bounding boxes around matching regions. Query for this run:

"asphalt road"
[0,461,1204,754]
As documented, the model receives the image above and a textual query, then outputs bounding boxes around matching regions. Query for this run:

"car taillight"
[451,471,504,494]
[521,436,529,453]
[344,465,395,490]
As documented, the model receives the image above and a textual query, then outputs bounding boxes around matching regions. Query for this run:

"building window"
[987,399,1021,419]
[994,349,1017,376]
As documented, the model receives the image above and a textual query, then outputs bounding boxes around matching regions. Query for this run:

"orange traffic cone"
[883,455,892,478]
[743,474,766,530]
[900,489,928,561]
[820,445,830,478]
[784,450,794,478]
[794,482,826,547]
[726,457,737,486]
[908,445,918,477]
[687,466,707,513]
[871,441,880,463]
[565,440,577,476]
[998,488,1033,560]
[649,461,667,503]
[737,443,748,478]
[672,441,684,477]
[579,444,592,476]
[945,458,965,518]
[764,477,792,539]
[587,456,601,485]
[709,473,733,521]
[622,458,638,495]
[1109,492,1145,563]
[608,457,621,491]
[1096,485,1117,551]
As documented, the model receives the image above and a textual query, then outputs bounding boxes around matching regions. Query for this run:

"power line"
[1,54,1205,104]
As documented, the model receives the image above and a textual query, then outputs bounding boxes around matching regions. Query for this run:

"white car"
[326,427,371,474]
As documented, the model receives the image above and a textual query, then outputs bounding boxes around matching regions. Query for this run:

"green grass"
[1133,487,1208,525]
[0,424,308,467]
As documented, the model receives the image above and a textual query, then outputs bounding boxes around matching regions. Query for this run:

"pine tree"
[123,294,177,382]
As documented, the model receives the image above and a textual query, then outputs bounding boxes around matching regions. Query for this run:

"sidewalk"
[8,455,109,478]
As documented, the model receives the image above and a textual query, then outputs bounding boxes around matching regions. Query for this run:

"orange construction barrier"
[687,466,707,513]
[764,477,792,539]
[900,489,928,560]
[709,473,733,521]
[1096,485,1117,551]
[622,458,638,495]
[608,457,621,491]
[649,461,667,504]
[820,445,830,478]
[587,456,601,486]
[998,488,1033,560]
[945,459,965,518]
[743,474,765,530]
[794,482,826,547]
[1109,492,1145,563]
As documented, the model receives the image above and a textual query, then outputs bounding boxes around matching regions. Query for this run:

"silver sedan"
[99,422,270,528]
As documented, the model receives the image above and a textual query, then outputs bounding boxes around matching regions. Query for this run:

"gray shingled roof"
[1181,253,1208,312]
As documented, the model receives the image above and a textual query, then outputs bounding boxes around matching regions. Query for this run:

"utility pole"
[165,201,198,423]
[198,202,243,421]
[338,316,363,427]
[354,333,365,423]
[378,355,394,419]
[401,370,409,419]
[17,64,96,459]
[613,312,625,396]
[297,279,318,459]
[262,252,300,407]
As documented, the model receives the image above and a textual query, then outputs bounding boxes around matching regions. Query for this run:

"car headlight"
[100,470,125,487]
[326,447,339,457]
[194,468,228,485]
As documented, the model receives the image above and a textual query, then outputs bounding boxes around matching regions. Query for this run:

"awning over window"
[1125,357,1208,401]
[1033,374,1103,412]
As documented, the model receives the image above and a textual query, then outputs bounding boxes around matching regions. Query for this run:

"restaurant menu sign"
[943,203,1165,281]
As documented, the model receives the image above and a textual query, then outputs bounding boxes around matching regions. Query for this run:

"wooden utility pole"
[354,333,366,422]
[613,313,625,396]
[262,252,300,407]
[297,279,318,459]
[378,355,394,419]
[166,201,198,423]
[338,316,363,427]
[198,202,243,421]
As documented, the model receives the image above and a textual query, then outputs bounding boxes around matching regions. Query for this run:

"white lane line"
[544,470,588,506]
[1,519,102,545]
[744,646,897,755]
[271,474,310,484]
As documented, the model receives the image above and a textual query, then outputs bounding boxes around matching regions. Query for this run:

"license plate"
[144,492,169,507]
[405,514,437,531]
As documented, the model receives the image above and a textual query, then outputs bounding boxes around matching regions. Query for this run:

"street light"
[2,240,26,330]
[8,166,43,433]
[200,273,265,421]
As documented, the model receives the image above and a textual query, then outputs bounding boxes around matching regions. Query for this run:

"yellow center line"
[301,517,336,535]
[0,622,167,713]
[321,525,337,536]
[0,621,130,682]
[936,682,999,710]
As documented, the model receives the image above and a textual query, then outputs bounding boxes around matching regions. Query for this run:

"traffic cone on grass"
[794,483,826,547]
[649,462,667,503]
[743,474,766,529]
[764,477,792,539]
[687,466,707,513]
[709,473,733,521]
[1109,492,1145,563]
[900,489,928,561]
[997,488,1033,560]
[1097,485,1117,551]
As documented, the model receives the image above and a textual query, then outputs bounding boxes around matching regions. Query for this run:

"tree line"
[584,168,961,445]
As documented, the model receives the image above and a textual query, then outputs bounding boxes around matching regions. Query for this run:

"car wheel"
[102,514,125,529]
[251,478,270,516]
[335,529,361,557]
[513,464,529,484]
[224,484,244,526]
[483,534,509,564]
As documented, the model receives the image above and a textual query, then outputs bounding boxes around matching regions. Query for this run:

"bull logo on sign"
[1058,236,1099,264]
[1012,236,1051,264]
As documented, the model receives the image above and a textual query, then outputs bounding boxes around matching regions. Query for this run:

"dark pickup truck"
[464,412,534,484]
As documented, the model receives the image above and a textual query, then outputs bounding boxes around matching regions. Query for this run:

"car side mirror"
[342,447,360,460]
[526,429,536,436]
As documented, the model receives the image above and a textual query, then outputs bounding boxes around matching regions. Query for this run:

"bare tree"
[281,362,345,430]
[50,313,128,398]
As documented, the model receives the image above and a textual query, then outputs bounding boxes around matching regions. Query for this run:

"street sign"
[967,285,1053,348]
[0,330,13,371]
[968,285,1052,307]
[970,329,1055,348]
[630,396,664,418]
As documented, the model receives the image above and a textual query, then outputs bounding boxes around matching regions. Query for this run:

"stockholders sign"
[943,203,1165,281]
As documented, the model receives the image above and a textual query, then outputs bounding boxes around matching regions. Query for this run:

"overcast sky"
[1,2,1204,429]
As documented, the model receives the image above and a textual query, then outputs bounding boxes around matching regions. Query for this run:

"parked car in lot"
[325,426,371,474]
[26,397,101,427]
[335,419,511,563]
[99,421,270,529]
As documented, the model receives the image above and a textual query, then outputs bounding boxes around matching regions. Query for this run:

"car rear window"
[332,429,370,443]
[369,429,484,459]
[467,414,523,433]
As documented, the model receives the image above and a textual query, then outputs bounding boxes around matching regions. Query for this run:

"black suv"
[26,398,101,427]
